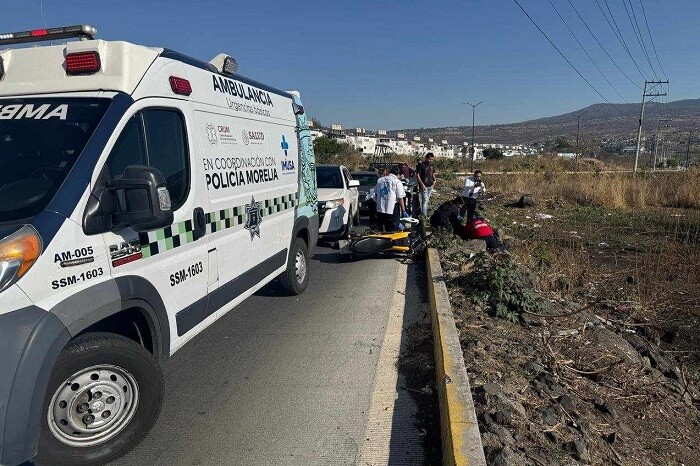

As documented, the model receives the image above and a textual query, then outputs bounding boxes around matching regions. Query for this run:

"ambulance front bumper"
[0,307,70,466]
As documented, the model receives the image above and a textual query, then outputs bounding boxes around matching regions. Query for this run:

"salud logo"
[244,196,262,240]
[206,123,218,145]
[242,130,250,145]
[281,135,289,156]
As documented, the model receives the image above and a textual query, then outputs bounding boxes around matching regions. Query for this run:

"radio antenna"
[40,0,48,28]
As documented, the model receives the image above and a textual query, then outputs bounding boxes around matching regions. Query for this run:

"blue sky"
[1,0,696,129]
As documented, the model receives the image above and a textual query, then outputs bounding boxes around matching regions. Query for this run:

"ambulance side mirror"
[107,165,174,232]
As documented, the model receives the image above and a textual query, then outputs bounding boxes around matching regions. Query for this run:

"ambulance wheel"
[279,237,309,295]
[36,333,163,466]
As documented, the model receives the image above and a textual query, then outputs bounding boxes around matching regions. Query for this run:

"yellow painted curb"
[427,248,487,466]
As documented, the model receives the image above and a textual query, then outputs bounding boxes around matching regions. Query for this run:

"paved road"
[103,244,407,466]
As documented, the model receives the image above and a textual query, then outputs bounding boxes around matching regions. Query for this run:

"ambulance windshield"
[0,98,110,222]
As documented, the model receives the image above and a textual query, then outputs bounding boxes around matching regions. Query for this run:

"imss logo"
[280,135,295,174]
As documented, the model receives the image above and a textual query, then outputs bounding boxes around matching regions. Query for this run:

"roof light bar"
[169,76,192,96]
[0,24,96,46]
[209,53,238,77]
[222,56,238,76]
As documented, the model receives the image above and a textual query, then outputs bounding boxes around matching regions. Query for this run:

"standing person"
[461,169,485,220]
[374,166,406,232]
[367,166,387,230]
[400,162,413,180]
[416,152,436,216]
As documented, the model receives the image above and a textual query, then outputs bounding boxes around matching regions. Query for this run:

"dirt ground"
[428,184,700,465]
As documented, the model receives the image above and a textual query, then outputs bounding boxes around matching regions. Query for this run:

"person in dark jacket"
[429,196,466,234]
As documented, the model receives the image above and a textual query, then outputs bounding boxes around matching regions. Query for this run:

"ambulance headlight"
[0,226,42,293]
[324,199,345,209]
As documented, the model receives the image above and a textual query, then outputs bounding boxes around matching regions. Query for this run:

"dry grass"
[481,155,610,173]
[436,154,626,174]
[484,170,700,209]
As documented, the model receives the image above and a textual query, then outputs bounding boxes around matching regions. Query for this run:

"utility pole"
[652,118,672,170]
[686,131,692,170]
[575,110,588,158]
[464,100,483,171]
[634,80,668,173]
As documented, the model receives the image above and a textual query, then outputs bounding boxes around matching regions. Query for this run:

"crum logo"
[212,76,274,107]
[206,123,218,145]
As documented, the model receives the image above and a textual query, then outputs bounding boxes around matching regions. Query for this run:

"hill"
[391,99,700,147]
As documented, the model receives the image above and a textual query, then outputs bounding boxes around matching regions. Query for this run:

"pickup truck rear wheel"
[279,237,309,295]
[35,333,163,466]
[344,208,354,237]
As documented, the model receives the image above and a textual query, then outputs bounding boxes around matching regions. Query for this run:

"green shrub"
[460,252,545,323]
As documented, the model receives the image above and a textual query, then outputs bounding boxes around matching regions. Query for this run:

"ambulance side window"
[106,109,189,210]
[107,116,146,180]
[142,110,189,210]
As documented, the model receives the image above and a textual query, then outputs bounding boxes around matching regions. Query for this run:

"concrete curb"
[427,248,487,466]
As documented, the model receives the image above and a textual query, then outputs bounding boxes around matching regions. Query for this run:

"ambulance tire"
[279,237,309,295]
[36,333,164,466]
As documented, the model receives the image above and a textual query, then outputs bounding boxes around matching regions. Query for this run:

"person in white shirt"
[461,169,485,220]
[373,166,406,232]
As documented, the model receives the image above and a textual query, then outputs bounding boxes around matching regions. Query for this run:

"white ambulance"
[0,25,318,466]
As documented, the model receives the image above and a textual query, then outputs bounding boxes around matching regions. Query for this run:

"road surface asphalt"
[103,243,419,466]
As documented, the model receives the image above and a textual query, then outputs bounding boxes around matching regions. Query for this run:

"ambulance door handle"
[193,207,206,241]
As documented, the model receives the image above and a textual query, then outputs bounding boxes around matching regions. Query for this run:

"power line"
[598,0,649,79]
[566,0,641,90]
[621,0,657,76]
[637,0,666,77]
[548,0,629,102]
[511,0,625,115]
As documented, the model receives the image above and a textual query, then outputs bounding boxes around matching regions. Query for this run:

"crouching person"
[429,196,466,234]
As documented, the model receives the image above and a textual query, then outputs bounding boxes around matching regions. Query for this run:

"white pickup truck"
[316,164,359,239]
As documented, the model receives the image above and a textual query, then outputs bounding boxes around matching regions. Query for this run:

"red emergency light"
[0,25,96,46]
[65,51,101,75]
[169,76,192,96]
